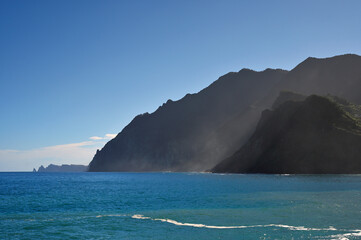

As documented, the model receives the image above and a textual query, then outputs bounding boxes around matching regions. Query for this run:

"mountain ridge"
[88,53,361,172]
[88,68,287,171]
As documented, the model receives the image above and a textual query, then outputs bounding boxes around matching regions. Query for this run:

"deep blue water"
[0,172,361,239]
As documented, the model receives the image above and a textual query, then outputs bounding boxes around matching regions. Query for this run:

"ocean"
[0,172,360,239]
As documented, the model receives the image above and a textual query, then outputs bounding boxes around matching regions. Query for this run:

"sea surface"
[0,172,361,240]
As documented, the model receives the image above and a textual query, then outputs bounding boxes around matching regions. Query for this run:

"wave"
[132,214,361,239]
[18,213,361,239]
[327,230,361,240]
[132,214,336,230]
[95,214,125,218]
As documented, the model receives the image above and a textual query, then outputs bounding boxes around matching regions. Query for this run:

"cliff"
[212,95,361,174]
[89,69,287,171]
[89,54,361,172]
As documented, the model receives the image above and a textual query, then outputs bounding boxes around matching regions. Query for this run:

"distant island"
[34,164,88,172]
[87,54,361,174]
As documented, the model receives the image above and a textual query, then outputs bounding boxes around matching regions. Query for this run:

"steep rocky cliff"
[89,69,287,171]
[212,95,361,174]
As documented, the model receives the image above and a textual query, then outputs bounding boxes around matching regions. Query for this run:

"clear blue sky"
[1,0,361,170]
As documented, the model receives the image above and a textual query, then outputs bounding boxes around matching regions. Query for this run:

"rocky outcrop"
[212,95,361,174]
[35,164,88,172]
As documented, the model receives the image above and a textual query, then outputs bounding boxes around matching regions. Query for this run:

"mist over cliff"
[212,94,361,174]
[88,54,361,172]
[89,69,286,171]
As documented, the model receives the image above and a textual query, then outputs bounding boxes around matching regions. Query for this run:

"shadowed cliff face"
[88,69,287,171]
[89,54,361,172]
[212,95,361,174]
[271,90,306,109]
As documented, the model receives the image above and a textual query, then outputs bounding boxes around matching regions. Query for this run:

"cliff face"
[212,95,361,174]
[277,54,361,104]
[89,54,361,172]
[88,69,287,171]
[271,90,306,109]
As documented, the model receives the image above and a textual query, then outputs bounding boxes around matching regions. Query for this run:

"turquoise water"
[1,173,361,239]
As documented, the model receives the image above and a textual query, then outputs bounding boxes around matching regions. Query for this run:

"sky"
[1,0,361,171]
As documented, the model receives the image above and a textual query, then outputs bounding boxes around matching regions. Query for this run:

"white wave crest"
[95,214,125,218]
[131,214,151,220]
[131,214,361,239]
[327,229,361,240]
[131,214,338,230]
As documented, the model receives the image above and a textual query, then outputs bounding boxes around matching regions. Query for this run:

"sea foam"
[131,214,337,230]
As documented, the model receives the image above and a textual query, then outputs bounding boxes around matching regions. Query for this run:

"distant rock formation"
[35,164,88,172]
[88,54,361,172]
[212,95,361,174]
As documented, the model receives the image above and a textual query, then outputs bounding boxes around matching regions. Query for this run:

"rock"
[212,95,361,174]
